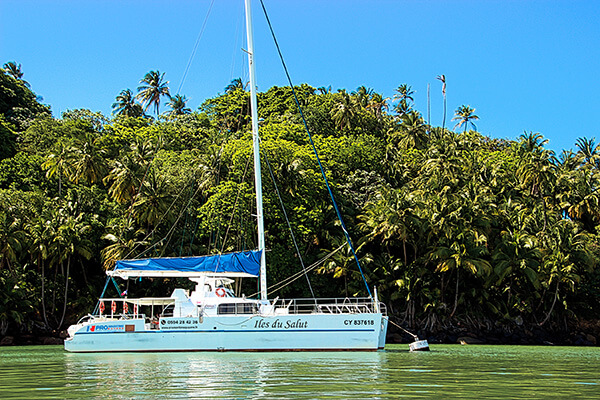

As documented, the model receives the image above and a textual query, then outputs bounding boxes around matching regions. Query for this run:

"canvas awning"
[107,250,262,279]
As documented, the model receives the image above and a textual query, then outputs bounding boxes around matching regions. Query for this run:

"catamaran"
[64,0,388,353]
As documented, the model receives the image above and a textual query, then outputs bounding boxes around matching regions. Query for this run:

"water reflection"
[1,345,599,399]
[62,351,387,399]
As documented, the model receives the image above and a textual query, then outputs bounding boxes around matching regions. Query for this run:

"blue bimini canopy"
[107,250,262,279]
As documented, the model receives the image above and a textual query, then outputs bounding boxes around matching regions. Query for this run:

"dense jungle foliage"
[1,63,599,338]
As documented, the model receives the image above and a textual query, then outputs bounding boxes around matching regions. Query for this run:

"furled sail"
[107,250,262,278]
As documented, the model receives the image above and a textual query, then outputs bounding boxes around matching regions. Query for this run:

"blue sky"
[1,0,599,152]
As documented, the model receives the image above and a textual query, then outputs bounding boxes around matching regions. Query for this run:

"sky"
[1,0,599,153]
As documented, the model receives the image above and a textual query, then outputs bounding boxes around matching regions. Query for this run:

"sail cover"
[107,250,262,279]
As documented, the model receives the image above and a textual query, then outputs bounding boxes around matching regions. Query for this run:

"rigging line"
[158,180,206,257]
[267,243,344,294]
[213,149,252,273]
[93,277,112,315]
[262,142,316,298]
[126,133,226,260]
[122,179,188,260]
[219,149,253,256]
[176,0,216,95]
[125,136,163,227]
[124,169,203,260]
[203,137,227,253]
[249,242,345,298]
[179,180,195,256]
[258,0,372,297]
[188,216,200,255]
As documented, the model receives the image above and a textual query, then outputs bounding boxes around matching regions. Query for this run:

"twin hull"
[65,313,388,352]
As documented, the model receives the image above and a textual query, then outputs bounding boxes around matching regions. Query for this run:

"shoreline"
[2,319,598,347]
[388,318,599,347]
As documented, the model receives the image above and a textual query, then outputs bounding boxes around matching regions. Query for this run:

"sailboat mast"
[245,0,267,300]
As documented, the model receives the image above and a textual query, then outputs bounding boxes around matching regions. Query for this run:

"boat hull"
[64,313,387,352]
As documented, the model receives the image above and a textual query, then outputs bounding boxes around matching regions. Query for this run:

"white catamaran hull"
[65,313,387,352]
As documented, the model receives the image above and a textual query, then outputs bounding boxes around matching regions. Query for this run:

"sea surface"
[1,344,599,399]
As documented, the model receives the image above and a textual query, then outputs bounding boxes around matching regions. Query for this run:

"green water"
[1,345,598,399]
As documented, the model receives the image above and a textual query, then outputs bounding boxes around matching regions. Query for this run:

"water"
[1,345,599,399]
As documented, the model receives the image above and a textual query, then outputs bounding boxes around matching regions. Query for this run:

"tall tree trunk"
[442,94,447,131]
[80,260,89,288]
[51,263,59,313]
[450,268,459,317]
[41,257,49,329]
[540,190,548,231]
[57,257,71,329]
[539,280,560,326]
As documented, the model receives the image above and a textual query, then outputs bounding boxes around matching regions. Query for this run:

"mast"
[245,0,267,300]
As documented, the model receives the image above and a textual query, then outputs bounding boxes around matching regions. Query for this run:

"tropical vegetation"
[1,62,599,342]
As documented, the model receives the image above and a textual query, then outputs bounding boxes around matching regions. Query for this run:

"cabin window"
[218,303,236,315]
[238,303,257,314]
[217,303,257,315]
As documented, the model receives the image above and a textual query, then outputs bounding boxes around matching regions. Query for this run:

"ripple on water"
[1,345,600,399]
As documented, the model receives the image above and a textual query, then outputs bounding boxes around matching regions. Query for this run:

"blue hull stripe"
[75,328,375,336]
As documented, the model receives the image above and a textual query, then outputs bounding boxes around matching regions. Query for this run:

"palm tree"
[353,86,373,109]
[3,61,23,79]
[132,169,172,229]
[136,70,171,116]
[393,84,414,116]
[519,131,548,154]
[436,75,446,130]
[0,213,23,272]
[112,89,144,117]
[517,132,556,231]
[430,232,491,317]
[317,236,359,297]
[560,164,600,232]
[491,228,541,316]
[317,85,332,94]
[166,94,192,116]
[366,92,389,124]
[399,111,428,150]
[538,220,592,325]
[52,208,92,328]
[452,105,479,132]
[330,90,356,131]
[2,61,29,87]
[101,218,148,270]
[104,137,158,205]
[225,78,246,93]
[575,137,599,167]
[42,141,76,198]
[394,84,414,103]
[71,134,107,185]
[359,187,421,267]
[25,215,52,328]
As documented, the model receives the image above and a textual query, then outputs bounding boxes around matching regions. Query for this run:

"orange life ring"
[99,301,105,314]
[111,301,117,313]
[123,302,129,313]
[133,304,138,315]
[215,288,226,298]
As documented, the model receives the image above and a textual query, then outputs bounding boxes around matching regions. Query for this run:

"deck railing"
[90,296,387,318]
[272,297,387,315]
